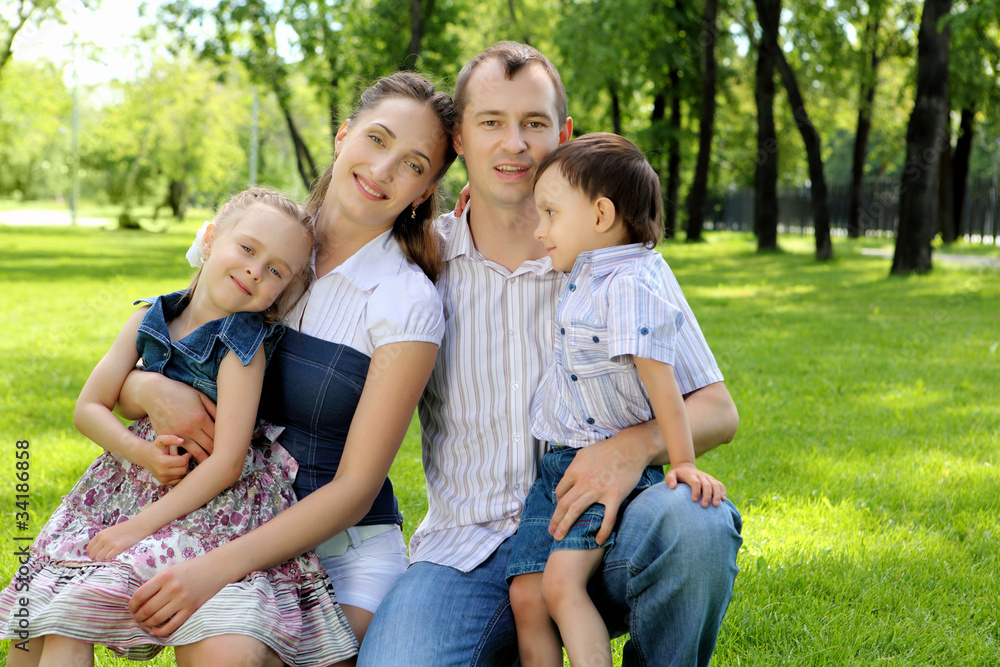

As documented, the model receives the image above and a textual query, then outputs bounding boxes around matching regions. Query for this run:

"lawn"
[2,222,998,665]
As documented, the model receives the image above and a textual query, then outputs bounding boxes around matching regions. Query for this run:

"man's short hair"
[454,41,568,125]
[535,133,663,248]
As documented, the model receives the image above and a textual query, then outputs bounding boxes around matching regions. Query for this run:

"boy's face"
[533,167,610,272]
[454,60,571,212]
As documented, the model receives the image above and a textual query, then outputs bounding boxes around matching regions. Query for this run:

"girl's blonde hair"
[188,187,314,323]
[304,72,458,282]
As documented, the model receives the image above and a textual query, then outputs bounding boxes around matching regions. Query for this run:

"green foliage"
[0,59,71,199]
[2,225,998,664]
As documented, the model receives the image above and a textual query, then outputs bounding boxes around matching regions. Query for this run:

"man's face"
[455,60,572,212]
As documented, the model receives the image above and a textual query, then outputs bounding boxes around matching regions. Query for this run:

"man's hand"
[87,519,152,561]
[453,183,471,216]
[550,433,648,545]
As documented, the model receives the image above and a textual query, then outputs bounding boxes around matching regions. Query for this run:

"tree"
[753,0,781,252]
[891,0,953,275]
[756,0,833,260]
[686,0,718,242]
[0,0,58,83]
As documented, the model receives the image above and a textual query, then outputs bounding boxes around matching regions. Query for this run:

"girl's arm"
[74,308,192,486]
[633,356,726,509]
[129,340,439,635]
[87,348,264,561]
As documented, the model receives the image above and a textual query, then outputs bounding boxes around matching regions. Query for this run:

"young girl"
[505,133,729,667]
[0,188,359,666]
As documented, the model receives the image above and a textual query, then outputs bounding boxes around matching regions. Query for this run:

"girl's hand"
[667,462,727,508]
[142,435,191,486]
[87,519,152,560]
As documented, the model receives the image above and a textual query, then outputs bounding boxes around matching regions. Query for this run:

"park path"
[859,247,1000,268]
[0,209,111,227]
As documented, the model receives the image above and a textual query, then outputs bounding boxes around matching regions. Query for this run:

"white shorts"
[318,525,408,614]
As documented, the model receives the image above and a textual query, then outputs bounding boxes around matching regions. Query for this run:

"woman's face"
[327,96,448,232]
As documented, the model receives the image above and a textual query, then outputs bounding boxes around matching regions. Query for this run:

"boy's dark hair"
[454,41,568,126]
[534,133,662,248]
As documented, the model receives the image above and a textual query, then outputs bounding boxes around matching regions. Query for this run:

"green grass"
[2,226,998,665]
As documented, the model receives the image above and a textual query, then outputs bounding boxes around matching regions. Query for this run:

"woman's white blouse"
[285,229,444,355]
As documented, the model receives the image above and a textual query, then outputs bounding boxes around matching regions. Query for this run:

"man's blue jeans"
[358,483,742,667]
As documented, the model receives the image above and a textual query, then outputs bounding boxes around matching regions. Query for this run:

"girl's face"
[327,97,448,232]
[200,208,312,317]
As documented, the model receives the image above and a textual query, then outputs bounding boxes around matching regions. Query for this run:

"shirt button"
[592,336,600,343]
[570,375,578,382]
[568,283,576,291]
[640,327,650,335]
[560,328,566,335]
[586,418,596,425]
[511,383,519,390]
[514,434,521,442]
[509,329,516,336]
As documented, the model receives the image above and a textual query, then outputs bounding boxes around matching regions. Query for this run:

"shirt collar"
[438,206,553,277]
[572,243,653,279]
[135,290,271,366]
[315,228,407,292]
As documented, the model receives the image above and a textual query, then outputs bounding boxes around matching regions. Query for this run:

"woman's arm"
[74,308,192,486]
[129,340,439,635]
[87,349,264,560]
[117,368,217,463]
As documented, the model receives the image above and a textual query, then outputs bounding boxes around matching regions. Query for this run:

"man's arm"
[550,381,737,544]
[117,369,217,462]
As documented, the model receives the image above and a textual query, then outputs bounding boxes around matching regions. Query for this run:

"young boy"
[505,133,728,667]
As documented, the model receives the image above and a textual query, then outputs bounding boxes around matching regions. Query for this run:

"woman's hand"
[130,556,231,636]
[120,370,217,462]
[667,462,727,508]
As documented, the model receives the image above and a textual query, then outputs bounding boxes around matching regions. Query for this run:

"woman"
[62,73,453,667]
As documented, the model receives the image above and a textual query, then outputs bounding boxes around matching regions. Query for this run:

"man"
[358,41,743,666]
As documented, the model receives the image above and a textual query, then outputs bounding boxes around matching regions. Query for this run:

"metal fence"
[708,177,998,244]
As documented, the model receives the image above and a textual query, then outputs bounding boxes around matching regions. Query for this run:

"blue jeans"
[358,482,742,667]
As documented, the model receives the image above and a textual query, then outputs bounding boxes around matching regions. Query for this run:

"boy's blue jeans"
[358,482,742,667]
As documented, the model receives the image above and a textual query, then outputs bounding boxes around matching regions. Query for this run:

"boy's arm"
[550,380,736,544]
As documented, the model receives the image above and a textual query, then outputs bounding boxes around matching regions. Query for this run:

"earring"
[411,204,418,220]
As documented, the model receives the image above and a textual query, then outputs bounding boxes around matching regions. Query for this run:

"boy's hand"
[668,462,726,508]
[453,183,471,216]
[87,519,152,561]
[142,435,191,486]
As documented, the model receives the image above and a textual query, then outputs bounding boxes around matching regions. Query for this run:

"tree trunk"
[404,0,423,71]
[952,106,975,238]
[848,17,881,239]
[665,67,681,241]
[686,0,717,243]
[167,179,188,220]
[610,84,622,136]
[938,120,955,243]
[0,2,35,84]
[759,2,833,260]
[276,93,319,191]
[754,0,780,252]
[891,0,952,275]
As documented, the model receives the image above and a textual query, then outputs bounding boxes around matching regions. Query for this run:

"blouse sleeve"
[364,273,445,351]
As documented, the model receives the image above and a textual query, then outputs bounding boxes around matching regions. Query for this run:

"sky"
[9,0,149,87]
